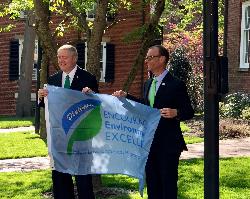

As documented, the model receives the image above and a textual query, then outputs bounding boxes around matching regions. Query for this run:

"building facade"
[0,3,149,116]
[228,0,250,93]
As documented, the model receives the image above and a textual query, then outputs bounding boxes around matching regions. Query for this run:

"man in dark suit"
[113,45,194,198]
[38,44,98,199]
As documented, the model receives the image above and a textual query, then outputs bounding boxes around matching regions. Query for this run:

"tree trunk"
[123,0,166,91]
[86,0,108,81]
[39,53,49,140]
[33,0,58,139]
[16,12,36,117]
[33,0,58,69]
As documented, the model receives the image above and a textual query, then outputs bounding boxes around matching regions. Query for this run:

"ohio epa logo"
[62,99,102,154]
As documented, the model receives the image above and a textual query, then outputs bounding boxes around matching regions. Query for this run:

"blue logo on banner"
[62,99,101,135]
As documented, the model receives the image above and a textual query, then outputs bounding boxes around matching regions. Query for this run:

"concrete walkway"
[180,137,250,159]
[0,157,50,172]
[0,126,35,133]
[0,127,250,172]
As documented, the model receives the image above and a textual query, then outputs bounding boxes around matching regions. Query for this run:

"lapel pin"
[162,83,165,86]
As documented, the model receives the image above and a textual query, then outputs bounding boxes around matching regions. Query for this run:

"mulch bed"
[185,116,250,139]
[43,187,135,199]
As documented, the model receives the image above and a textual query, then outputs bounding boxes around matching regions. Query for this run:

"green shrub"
[241,107,250,120]
[219,92,250,119]
[169,47,204,113]
[169,47,192,85]
[187,72,204,113]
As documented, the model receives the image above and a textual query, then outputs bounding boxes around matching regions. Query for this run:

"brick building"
[0,3,149,116]
[228,0,250,93]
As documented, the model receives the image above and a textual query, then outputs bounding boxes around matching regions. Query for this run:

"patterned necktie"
[149,78,157,107]
[64,75,70,89]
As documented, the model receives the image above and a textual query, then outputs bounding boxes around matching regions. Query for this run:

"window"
[240,1,250,69]
[86,4,97,21]
[76,42,115,82]
[9,40,19,81]
[99,43,105,81]
[85,3,115,22]
[19,11,28,19]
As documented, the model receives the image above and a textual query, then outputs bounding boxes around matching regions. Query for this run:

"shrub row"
[219,92,250,119]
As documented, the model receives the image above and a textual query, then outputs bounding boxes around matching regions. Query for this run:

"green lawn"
[0,116,34,128]
[180,122,190,133]
[0,130,203,160]
[0,132,48,159]
[0,170,52,199]
[0,158,249,199]
[184,136,204,144]
[178,158,250,199]
[181,121,204,144]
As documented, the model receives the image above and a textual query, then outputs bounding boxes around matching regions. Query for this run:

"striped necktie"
[149,78,157,107]
[64,75,70,89]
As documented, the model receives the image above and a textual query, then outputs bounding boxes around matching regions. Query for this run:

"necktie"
[149,78,157,107]
[64,75,70,89]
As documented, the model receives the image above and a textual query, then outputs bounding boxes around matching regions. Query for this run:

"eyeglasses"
[145,55,161,61]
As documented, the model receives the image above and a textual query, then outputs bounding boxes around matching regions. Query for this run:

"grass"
[0,132,48,159]
[0,130,203,160]
[184,136,203,144]
[220,158,250,199]
[0,158,249,199]
[180,122,190,133]
[0,170,52,199]
[0,116,34,128]
[179,158,250,199]
[181,121,204,144]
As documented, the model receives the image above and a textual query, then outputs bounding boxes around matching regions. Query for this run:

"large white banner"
[45,85,161,195]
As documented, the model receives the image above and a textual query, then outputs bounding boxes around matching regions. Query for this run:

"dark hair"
[149,45,169,64]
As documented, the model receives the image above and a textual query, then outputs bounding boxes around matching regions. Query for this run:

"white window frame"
[84,42,107,82]
[240,1,250,69]
[86,4,97,21]
[19,11,28,19]
[85,3,112,22]
[19,39,38,80]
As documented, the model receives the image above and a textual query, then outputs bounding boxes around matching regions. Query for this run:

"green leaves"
[0,0,34,32]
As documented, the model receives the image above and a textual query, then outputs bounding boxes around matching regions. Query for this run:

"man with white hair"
[38,44,98,199]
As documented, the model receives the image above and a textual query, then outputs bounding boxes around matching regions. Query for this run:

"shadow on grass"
[220,157,250,189]
[0,170,51,198]
[102,175,138,190]
[99,175,139,199]
[178,157,250,198]
[96,187,134,199]
[178,159,204,199]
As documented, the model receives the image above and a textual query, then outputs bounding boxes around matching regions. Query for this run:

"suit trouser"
[52,170,95,199]
[145,150,181,199]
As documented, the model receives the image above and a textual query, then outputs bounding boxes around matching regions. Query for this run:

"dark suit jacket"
[129,72,194,154]
[40,66,98,107]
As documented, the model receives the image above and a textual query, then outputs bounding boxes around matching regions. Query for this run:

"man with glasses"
[113,45,194,198]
